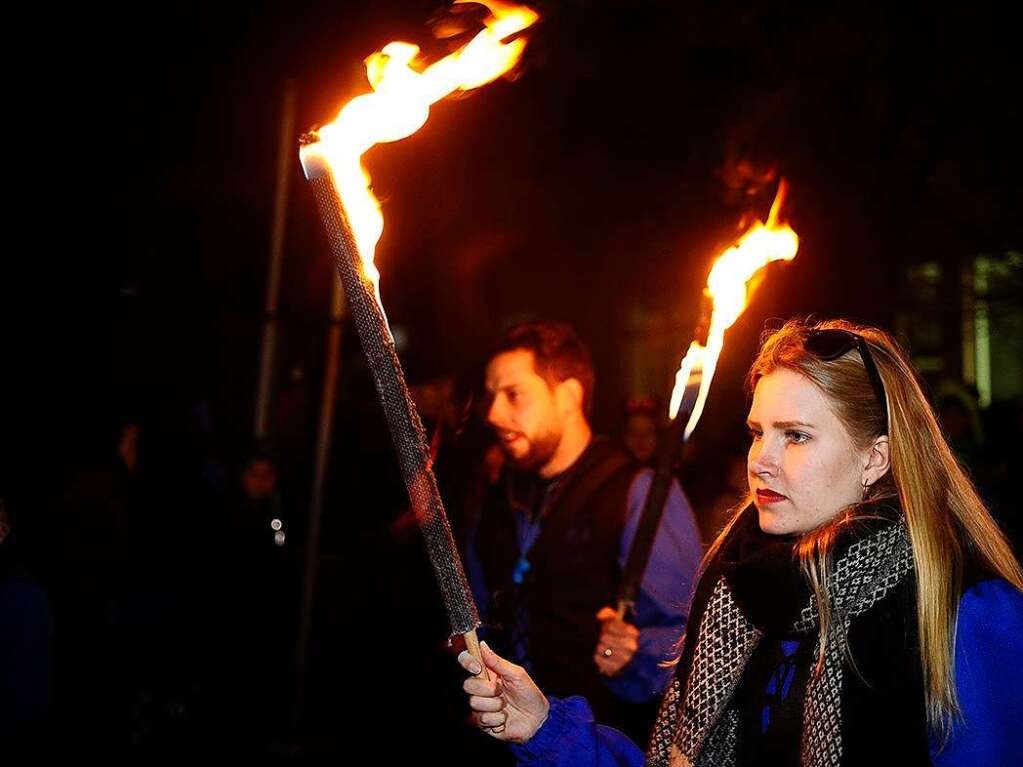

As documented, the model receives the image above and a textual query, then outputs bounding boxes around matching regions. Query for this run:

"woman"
[458,319,1023,766]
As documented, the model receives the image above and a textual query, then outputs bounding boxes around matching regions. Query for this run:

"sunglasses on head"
[804,328,889,435]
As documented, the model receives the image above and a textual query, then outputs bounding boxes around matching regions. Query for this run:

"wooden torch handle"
[463,629,491,681]
[615,599,630,622]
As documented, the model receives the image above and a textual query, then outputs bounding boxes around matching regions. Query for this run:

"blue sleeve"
[606,470,702,703]
[930,579,1023,767]
[511,696,645,766]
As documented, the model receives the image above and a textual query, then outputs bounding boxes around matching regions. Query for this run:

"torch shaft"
[304,159,479,637]
[619,318,704,614]
[616,411,688,615]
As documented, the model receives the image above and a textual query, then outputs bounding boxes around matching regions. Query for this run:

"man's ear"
[557,377,585,414]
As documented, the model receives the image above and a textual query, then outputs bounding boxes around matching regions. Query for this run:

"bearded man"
[466,322,702,742]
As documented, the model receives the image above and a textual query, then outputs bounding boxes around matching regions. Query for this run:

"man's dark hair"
[490,322,596,416]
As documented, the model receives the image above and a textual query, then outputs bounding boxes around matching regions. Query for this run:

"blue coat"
[509,579,1023,766]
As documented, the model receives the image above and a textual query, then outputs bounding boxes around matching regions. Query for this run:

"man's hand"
[593,606,639,677]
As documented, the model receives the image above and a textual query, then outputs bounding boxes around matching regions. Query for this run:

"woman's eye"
[748,428,762,441]
[786,431,810,444]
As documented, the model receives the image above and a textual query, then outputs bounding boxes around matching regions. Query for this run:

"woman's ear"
[863,435,891,486]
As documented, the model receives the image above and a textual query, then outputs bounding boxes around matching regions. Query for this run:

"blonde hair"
[726,318,1023,735]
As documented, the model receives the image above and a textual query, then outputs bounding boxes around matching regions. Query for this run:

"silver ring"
[603,647,614,657]
[490,724,506,734]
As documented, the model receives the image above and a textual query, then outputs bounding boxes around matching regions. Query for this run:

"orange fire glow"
[299,0,539,309]
[669,180,799,438]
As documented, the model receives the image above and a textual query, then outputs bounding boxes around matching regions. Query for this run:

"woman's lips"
[756,489,787,504]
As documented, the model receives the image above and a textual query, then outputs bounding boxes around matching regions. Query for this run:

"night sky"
[16,1,1021,455]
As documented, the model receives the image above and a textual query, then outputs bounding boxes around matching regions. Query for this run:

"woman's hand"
[458,641,550,744]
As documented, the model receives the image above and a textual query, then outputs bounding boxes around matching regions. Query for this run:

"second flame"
[669,180,799,439]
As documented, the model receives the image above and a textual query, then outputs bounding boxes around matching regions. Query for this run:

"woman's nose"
[749,439,779,477]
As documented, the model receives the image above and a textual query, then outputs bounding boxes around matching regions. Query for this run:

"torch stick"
[300,143,485,672]
[614,180,798,619]
[615,298,710,619]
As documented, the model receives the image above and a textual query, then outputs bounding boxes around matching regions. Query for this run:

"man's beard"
[505,426,562,474]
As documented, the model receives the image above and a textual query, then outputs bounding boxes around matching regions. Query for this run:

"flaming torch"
[299,1,539,670]
[616,180,799,617]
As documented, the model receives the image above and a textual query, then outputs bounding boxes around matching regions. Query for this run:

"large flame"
[300,0,539,307]
[669,180,799,439]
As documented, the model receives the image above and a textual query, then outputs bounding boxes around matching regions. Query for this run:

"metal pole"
[254,80,297,439]
[294,275,345,721]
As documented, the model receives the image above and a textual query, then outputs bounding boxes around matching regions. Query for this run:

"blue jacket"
[510,579,1023,766]
[468,465,703,705]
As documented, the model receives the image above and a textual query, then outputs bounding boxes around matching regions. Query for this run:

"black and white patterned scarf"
[646,504,915,767]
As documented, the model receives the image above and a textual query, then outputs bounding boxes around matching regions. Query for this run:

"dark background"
[5,0,1021,760]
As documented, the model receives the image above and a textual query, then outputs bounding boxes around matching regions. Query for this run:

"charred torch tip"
[299,130,321,147]
[297,139,329,182]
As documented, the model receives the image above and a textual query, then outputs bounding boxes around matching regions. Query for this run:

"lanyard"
[512,478,562,585]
